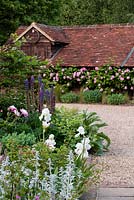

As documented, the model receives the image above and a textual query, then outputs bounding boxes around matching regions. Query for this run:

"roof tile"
[16,23,134,67]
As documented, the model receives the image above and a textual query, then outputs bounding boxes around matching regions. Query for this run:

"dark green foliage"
[82,90,102,103]
[0,111,42,144]
[0,0,22,44]
[60,92,80,103]
[0,91,25,119]
[24,112,42,140]
[58,0,134,25]
[107,93,126,105]
[1,0,134,45]
[0,0,61,45]
[0,39,47,88]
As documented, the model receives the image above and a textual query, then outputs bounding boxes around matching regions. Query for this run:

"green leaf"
[97,132,111,150]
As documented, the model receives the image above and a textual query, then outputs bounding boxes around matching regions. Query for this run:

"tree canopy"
[1,0,134,45]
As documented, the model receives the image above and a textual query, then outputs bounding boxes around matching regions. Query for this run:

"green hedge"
[60,92,80,103]
[82,90,102,103]
[107,93,125,105]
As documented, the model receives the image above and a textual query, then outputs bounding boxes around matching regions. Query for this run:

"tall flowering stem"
[30,75,36,109]
[24,75,45,113]
[45,86,55,114]
[24,79,30,112]
[39,83,44,113]
[24,76,36,112]
[24,75,55,113]
[38,75,49,113]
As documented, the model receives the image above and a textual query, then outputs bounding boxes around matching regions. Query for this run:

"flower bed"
[0,75,111,199]
[0,102,110,199]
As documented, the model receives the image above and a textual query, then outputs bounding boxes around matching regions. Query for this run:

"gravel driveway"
[56,103,134,187]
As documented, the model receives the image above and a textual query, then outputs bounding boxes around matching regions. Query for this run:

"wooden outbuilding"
[15,22,134,68]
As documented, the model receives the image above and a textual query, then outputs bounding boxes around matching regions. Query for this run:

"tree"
[1,0,134,45]
[0,35,47,88]
[58,0,134,25]
[0,0,22,45]
[0,0,61,45]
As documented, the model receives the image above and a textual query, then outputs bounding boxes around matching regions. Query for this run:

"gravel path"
[56,103,134,187]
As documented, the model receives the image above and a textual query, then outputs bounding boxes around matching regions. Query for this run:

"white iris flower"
[45,134,56,150]
[75,126,85,137]
[75,137,91,158]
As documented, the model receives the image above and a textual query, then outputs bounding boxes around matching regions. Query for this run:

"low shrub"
[0,91,25,118]
[1,132,36,149]
[107,93,126,105]
[82,90,102,103]
[60,92,80,103]
[46,107,110,155]
[0,110,42,143]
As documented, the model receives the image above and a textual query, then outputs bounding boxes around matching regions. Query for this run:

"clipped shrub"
[60,92,80,103]
[107,93,126,105]
[82,90,102,103]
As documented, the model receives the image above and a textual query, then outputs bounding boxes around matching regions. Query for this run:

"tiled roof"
[16,23,69,43]
[16,23,134,67]
[16,25,28,35]
[53,24,134,67]
[37,23,69,43]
